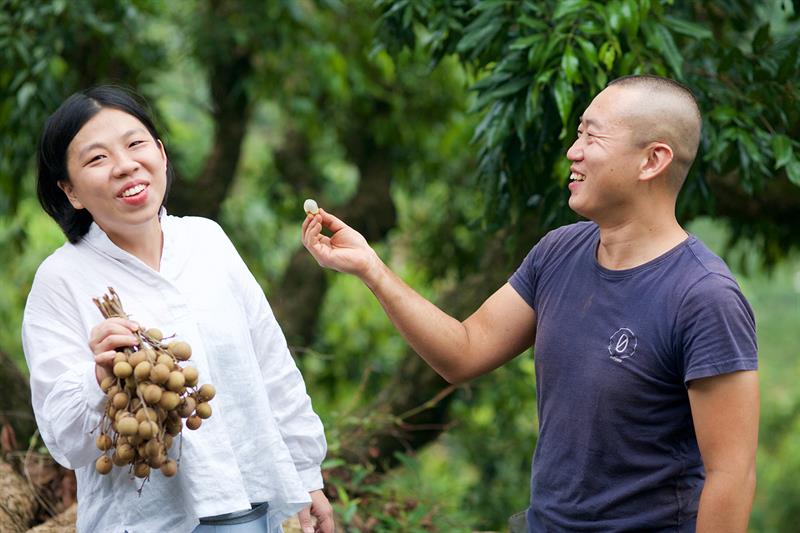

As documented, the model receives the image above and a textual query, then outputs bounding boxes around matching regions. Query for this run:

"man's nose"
[566,137,582,161]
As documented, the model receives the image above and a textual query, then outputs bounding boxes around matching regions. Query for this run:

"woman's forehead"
[69,109,148,153]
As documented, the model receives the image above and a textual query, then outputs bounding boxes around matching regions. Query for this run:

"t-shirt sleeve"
[677,273,758,385]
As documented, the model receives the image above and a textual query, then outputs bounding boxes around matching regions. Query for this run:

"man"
[301,75,759,532]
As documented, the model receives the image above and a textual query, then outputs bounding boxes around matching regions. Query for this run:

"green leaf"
[561,45,580,84]
[787,159,800,186]
[662,15,713,40]
[553,75,574,138]
[752,23,771,54]
[772,134,793,169]
[598,41,616,71]
[554,0,589,20]
[576,37,597,64]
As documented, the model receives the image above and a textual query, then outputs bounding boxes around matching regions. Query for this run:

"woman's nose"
[112,153,139,178]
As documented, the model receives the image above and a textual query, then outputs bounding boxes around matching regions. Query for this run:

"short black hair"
[37,86,174,243]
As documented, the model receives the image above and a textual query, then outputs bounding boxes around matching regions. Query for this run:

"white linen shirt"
[22,214,326,532]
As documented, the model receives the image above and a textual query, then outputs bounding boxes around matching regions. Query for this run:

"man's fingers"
[318,208,347,233]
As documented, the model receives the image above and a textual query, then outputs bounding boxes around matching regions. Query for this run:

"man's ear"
[57,180,84,210]
[639,142,674,183]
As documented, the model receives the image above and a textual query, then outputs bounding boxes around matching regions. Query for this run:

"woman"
[23,86,333,533]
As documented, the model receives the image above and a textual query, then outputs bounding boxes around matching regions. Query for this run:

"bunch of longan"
[92,288,216,485]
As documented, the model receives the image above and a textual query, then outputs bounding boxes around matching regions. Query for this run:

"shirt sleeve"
[22,269,107,470]
[676,273,758,385]
[219,229,327,491]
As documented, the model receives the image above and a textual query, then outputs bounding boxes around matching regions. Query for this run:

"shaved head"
[607,75,701,191]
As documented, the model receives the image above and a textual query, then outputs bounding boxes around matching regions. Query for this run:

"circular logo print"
[608,328,637,362]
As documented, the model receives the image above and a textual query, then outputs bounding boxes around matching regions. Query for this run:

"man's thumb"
[297,506,314,533]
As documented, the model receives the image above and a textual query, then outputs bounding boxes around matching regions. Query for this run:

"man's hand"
[301,208,382,284]
[296,489,334,533]
[88,317,139,386]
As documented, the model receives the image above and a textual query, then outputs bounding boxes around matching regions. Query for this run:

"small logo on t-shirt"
[608,327,637,362]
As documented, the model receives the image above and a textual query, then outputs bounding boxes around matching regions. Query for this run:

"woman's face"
[60,107,168,242]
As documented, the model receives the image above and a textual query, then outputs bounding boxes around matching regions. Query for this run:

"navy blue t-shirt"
[509,222,757,532]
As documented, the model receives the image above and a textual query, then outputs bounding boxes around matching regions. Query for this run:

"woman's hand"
[301,208,383,285]
[296,489,334,533]
[89,317,139,386]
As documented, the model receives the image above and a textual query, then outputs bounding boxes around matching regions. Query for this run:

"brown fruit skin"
[134,361,152,381]
[182,366,199,387]
[138,420,159,439]
[160,460,178,477]
[145,328,163,342]
[178,397,196,418]
[150,363,171,384]
[168,341,192,361]
[112,392,129,410]
[158,391,180,411]
[96,456,113,475]
[113,352,128,366]
[144,384,163,404]
[157,353,174,369]
[129,351,147,368]
[96,434,113,451]
[113,361,133,379]
[166,418,182,436]
[136,407,158,423]
[186,416,202,430]
[100,376,116,393]
[198,384,216,402]
[195,402,212,419]
[112,452,128,467]
[167,371,185,392]
[134,462,151,478]
[117,443,135,462]
[117,417,139,436]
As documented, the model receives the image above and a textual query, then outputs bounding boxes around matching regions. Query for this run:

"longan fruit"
[134,462,150,478]
[160,460,178,477]
[96,434,113,451]
[186,416,202,430]
[198,384,216,402]
[113,362,133,379]
[166,371,185,392]
[158,391,180,411]
[96,456,113,475]
[112,392,129,410]
[134,361,152,381]
[168,341,192,361]
[117,417,139,436]
[144,384,162,404]
[100,376,116,393]
[182,366,199,387]
[195,402,212,419]
[145,328,163,342]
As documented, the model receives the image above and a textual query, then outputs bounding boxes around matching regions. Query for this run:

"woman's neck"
[103,219,164,271]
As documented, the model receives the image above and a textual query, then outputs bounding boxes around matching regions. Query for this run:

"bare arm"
[302,209,537,383]
[688,370,759,533]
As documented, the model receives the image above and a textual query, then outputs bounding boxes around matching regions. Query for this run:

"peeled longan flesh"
[96,455,113,475]
[304,198,319,215]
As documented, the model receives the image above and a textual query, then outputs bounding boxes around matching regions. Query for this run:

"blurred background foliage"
[1,0,799,531]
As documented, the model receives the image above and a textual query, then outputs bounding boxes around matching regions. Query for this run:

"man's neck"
[596,215,687,271]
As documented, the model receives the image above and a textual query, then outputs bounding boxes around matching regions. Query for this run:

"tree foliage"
[375,0,800,264]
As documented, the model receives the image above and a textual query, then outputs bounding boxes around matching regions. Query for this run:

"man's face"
[565,86,646,223]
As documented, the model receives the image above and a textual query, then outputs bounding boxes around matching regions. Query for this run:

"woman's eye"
[88,154,105,164]
[130,140,145,147]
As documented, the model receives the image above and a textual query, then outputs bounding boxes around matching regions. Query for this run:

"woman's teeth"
[122,184,146,197]
[570,172,586,182]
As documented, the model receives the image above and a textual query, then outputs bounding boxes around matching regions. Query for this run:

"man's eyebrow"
[77,128,147,159]
[577,116,602,128]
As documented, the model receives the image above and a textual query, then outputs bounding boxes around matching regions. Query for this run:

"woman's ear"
[57,180,84,210]
[157,139,168,172]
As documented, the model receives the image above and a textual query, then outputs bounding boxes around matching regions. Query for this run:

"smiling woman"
[24,86,334,533]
